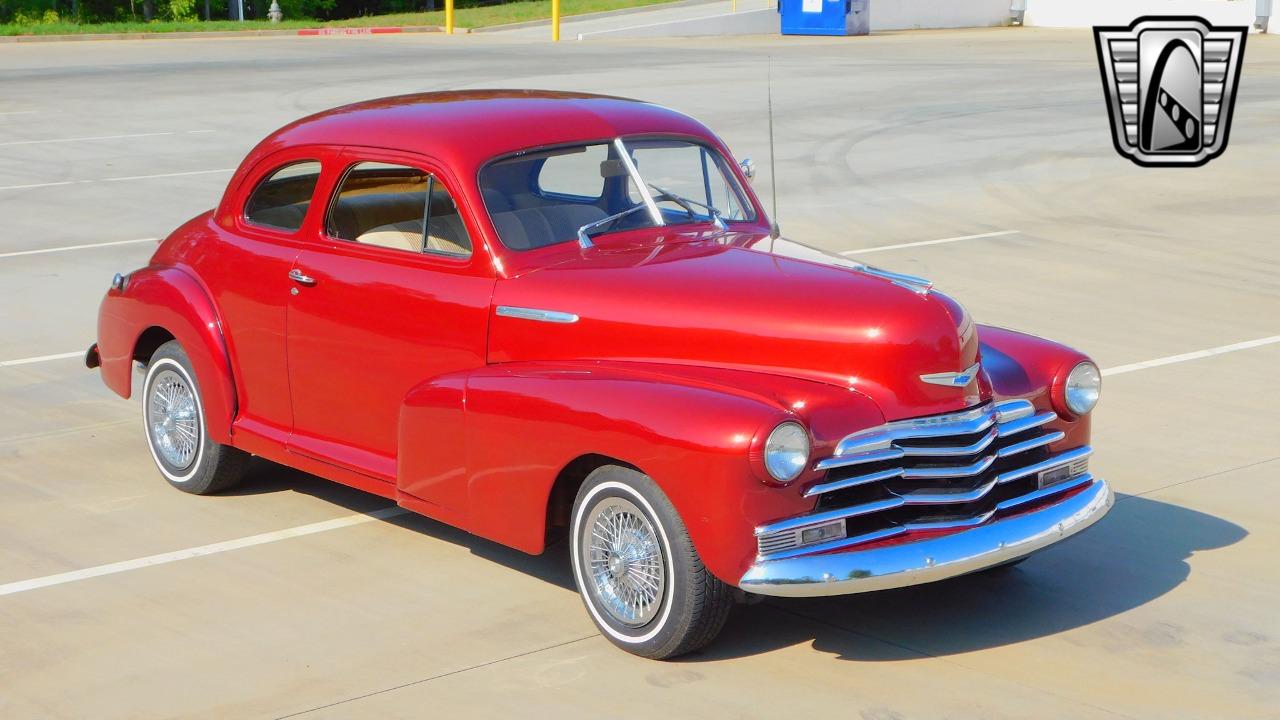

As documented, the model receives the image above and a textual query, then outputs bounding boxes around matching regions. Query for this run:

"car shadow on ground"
[688,493,1247,662]
[223,458,578,591]
[225,463,1246,661]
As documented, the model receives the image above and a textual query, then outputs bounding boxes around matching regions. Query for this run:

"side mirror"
[739,157,757,182]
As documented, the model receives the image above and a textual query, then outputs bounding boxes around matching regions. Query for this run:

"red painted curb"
[297,26,405,36]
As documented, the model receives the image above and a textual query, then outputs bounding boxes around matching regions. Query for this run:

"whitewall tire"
[141,340,248,495]
[570,465,733,659]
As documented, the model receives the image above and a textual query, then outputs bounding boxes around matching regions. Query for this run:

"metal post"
[445,0,454,34]
[1010,0,1026,26]
[552,0,561,41]
[237,0,245,21]
[1257,0,1273,33]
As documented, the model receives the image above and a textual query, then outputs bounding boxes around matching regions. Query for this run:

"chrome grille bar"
[758,418,1094,557]
[816,399,1048,472]
[754,497,904,537]
[997,472,1094,512]
[995,446,1092,485]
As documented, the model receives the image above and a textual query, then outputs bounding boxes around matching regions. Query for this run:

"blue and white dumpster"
[779,0,869,36]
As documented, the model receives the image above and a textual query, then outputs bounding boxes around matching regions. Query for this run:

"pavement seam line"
[272,634,599,719]
[1116,455,1280,502]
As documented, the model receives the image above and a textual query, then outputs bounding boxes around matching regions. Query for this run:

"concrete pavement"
[1,27,1277,719]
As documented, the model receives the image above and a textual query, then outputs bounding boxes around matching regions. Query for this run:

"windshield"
[479,138,756,251]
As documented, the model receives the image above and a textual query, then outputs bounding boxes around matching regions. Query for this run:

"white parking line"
[0,110,40,117]
[1,332,1278,596]
[0,168,234,191]
[0,130,216,147]
[0,237,159,259]
[0,351,85,368]
[0,132,174,147]
[840,230,1020,256]
[0,508,410,597]
[1101,335,1280,376]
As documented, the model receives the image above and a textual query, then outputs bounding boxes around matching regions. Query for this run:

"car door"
[192,149,326,446]
[285,148,494,485]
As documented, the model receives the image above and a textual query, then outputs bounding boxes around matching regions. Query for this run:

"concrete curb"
[0,24,446,43]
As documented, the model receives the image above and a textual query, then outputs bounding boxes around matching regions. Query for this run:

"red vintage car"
[87,91,1111,659]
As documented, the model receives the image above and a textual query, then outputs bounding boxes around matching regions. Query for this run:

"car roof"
[252,90,718,174]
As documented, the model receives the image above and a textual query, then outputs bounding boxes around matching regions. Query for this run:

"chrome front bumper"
[738,477,1113,597]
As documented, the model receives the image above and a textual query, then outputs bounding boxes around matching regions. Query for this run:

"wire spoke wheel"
[147,368,200,470]
[582,496,666,628]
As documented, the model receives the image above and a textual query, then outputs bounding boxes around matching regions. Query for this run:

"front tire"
[142,340,248,495]
[570,465,733,659]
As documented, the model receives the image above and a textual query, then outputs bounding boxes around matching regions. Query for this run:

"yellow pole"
[445,0,454,34]
[732,0,737,12]
[552,0,561,41]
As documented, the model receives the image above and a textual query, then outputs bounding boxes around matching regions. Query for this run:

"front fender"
[399,360,885,584]
[979,324,1093,450]
[96,265,237,444]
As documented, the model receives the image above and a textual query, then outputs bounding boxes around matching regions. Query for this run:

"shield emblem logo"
[1094,16,1247,167]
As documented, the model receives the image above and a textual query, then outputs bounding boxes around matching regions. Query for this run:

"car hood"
[488,232,989,421]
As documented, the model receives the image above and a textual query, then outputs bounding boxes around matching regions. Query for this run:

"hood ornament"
[920,362,981,388]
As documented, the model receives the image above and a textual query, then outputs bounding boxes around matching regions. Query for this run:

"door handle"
[288,268,317,286]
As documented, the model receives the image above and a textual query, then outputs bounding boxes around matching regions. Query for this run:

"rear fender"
[96,266,237,444]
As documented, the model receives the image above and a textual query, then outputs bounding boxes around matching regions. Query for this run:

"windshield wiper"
[647,184,728,231]
[576,204,653,249]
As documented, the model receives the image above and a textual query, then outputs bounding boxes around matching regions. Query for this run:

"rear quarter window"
[244,161,322,231]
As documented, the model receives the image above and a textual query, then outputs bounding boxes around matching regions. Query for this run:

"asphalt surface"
[1,24,1278,720]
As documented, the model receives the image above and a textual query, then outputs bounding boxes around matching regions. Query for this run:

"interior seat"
[490,204,608,250]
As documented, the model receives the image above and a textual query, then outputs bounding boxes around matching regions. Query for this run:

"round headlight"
[1064,361,1101,415]
[764,422,810,483]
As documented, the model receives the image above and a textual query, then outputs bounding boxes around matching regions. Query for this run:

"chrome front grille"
[756,399,1093,559]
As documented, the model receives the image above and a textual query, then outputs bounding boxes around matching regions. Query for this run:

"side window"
[535,144,607,199]
[328,161,472,257]
[244,161,321,231]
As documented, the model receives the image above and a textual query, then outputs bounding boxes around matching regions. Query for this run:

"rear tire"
[141,340,248,495]
[570,465,733,660]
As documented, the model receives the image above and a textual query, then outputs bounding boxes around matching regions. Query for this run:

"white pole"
[238,0,245,21]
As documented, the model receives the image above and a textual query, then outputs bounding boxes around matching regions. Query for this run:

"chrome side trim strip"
[995,446,1093,485]
[803,466,903,498]
[754,497,905,537]
[494,306,580,324]
[996,472,1094,512]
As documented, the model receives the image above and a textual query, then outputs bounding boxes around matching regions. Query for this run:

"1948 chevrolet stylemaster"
[87,91,1111,659]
